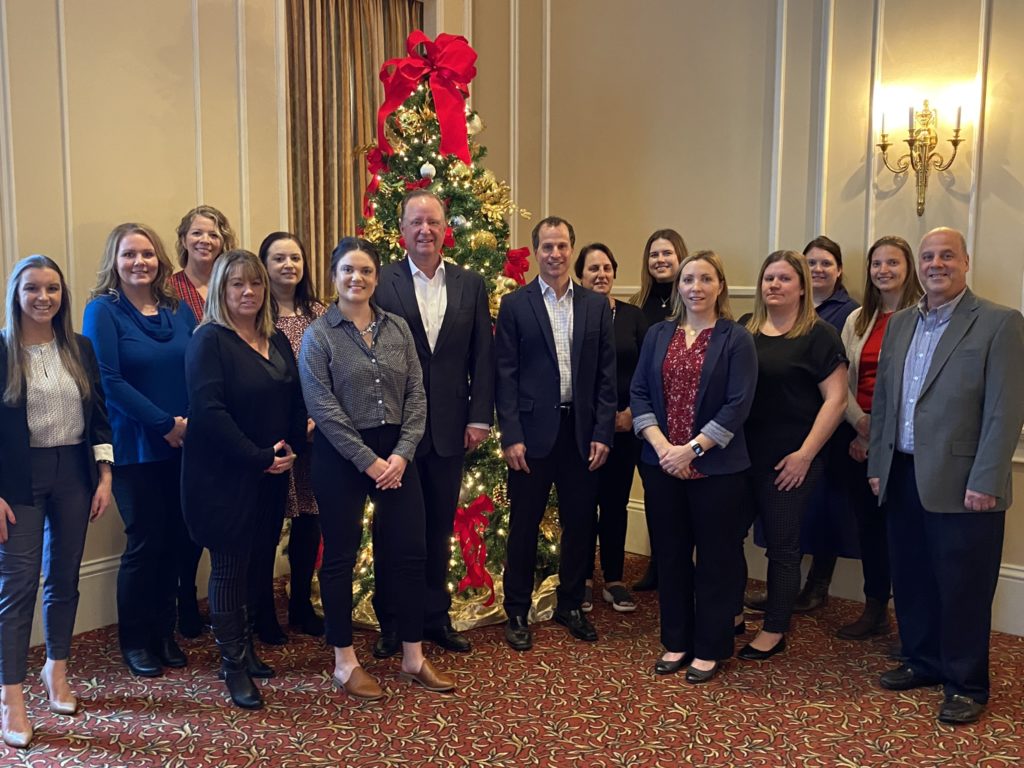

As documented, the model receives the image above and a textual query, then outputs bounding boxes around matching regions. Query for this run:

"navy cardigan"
[630,318,757,474]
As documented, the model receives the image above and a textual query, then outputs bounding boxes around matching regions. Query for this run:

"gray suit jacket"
[868,288,1024,513]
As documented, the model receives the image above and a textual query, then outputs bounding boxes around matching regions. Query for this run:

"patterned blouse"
[277,303,326,517]
[662,327,712,480]
[169,271,205,323]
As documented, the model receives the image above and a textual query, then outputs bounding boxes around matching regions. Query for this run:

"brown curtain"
[285,0,422,293]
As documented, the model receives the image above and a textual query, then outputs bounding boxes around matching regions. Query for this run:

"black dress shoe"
[122,648,163,678]
[553,609,598,642]
[654,653,692,675]
[743,590,768,612]
[154,637,188,668]
[633,560,658,591]
[424,625,472,653]
[685,662,721,684]
[737,635,786,661]
[254,617,288,646]
[938,694,985,725]
[373,632,401,659]
[504,616,532,651]
[879,664,941,691]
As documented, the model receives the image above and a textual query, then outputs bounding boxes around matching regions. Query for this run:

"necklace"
[357,321,377,337]
[660,296,670,309]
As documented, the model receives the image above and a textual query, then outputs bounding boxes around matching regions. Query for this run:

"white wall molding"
[613,285,756,301]
[275,0,289,229]
[767,0,787,253]
[814,0,835,235]
[191,0,204,203]
[508,0,519,248]
[0,0,17,269]
[540,0,550,216]
[56,0,74,288]
[864,0,885,255]
[965,0,992,263]
[235,0,250,247]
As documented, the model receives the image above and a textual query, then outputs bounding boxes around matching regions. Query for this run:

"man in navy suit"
[495,216,617,650]
[372,190,495,655]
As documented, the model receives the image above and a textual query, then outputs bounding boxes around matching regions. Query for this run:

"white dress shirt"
[538,276,574,403]
[409,258,447,352]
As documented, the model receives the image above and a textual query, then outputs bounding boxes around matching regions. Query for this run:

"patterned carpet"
[8,555,1024,767]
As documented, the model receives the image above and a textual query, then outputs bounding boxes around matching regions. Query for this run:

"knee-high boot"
[211,609,263,710]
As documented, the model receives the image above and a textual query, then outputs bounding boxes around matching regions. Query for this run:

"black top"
[742,319,847,469]
[181,323,307,552]
[640,281,675,328]
[612,301,648,410]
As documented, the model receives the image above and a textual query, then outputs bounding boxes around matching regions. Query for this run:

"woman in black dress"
[181,250,306,709]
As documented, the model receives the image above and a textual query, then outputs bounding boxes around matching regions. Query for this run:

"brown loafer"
[398,659,456,692]
[331,667,385,701]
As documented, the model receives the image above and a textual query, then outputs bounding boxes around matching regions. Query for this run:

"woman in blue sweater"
[83,223,195,678]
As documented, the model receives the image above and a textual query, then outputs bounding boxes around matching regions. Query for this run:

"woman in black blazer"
[1,255,113,748]
[630,250,757,683]
[181,250,306,710]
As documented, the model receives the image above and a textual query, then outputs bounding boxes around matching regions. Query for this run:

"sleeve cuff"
[701,420,734,448]
[466,422,490,430]
[92,444,115,463]
[632,412,658,436]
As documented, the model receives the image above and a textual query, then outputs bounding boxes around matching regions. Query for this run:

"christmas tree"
[350,31,560,627]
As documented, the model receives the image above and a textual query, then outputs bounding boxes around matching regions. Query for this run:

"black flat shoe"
[424,625,472,653]
[737,635,786,661]
[654,653,693,675]
[154,637,188,668]
[685,662,721,684]
[938,694,985,725]
[122,648,163,678]
[373,632,401,659]
[504,616,532,651]
[553,608,598,642]
[879,664,941,691]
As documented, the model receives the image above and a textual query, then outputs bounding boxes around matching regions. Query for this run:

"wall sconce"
[876,100,964,216]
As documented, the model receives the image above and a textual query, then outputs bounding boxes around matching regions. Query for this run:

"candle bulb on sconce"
[877,99,965,216]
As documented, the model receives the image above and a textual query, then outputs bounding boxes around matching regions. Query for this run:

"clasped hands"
[657,443,695,479]
[265,440,297,475]
[365,454,408,490]
[502,441,610,473]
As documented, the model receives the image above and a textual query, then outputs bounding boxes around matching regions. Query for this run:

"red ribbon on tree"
[453,493,495,605]
[377,31,477,164]
[503,247,531,285]
[362,147,387,218]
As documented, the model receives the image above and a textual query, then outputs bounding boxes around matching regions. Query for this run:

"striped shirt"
[298,303,426,472]
[538,277,574,403]
[169,271,205,323]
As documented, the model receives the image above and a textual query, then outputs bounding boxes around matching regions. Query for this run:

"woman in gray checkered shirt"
[299,237,456,701]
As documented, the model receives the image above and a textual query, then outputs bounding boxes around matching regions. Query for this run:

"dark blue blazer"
[630,318,757,474]
[374,258,495,458]
[495,278,617,460]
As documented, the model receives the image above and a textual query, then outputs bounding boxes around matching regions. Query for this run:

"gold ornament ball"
[469,230,498,251]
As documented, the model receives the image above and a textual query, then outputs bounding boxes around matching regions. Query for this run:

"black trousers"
[111,456,185,648]
[313,426,426,648]
[250,475,289,621]
[749,458,823,633]
[503,410,598,618]
[588,430,640,583]
[887,451,1004,703]
[641,464,749,659]
[373,449,462,634]
[849,462,891,601]
[288,513,321,610]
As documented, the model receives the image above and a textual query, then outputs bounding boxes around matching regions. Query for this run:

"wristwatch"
[689,441,704,457]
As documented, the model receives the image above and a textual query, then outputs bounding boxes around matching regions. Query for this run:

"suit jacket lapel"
[391,257,428,346]
[694,320,726,415]
[433,263,462,355]
[919,290,979,399]
[526,279,558,364]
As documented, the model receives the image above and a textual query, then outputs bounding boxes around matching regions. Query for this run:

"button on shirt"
[409,258,447,352]
[298,304,426,472]
[898,289,966,452]
[538,277,574,403]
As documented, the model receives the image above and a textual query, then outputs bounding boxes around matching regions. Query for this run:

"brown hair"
[853,235,923,337]
[90,223,179,309]
[668,250,733,324]
[745,250,819,338]
[630,228,688,307]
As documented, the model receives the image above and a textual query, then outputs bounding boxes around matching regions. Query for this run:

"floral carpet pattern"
[9,556,1024,767]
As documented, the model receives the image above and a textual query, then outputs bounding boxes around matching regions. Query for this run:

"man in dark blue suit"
[495,216,617,650]
[372,190,495,655]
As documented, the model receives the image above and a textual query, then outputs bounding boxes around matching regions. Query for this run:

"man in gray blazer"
[868,227,1024,725]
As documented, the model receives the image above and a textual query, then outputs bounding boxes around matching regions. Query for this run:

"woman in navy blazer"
[630,250,757,684]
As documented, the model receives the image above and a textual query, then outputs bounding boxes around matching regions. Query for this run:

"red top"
[662,326,712,480]
[856,311,892,412]
[169,271,205,323]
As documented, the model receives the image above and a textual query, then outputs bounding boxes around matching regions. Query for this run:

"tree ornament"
[450,215,468,229]
[469,230,498,251]
[420,161,436,180]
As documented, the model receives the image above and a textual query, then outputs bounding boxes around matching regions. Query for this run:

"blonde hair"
[3,255,90,406]
[200,250,276,339]
[745,250,819,338]
[667,250,733,323]
[90,223,179,308]
[629,228,688,307]
[174,205,237,268]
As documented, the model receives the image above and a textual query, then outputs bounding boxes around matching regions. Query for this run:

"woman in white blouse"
[0,255,113,749]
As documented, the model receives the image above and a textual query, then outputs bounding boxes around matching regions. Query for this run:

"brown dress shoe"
[399,659,456,692]
[332,667,385,701]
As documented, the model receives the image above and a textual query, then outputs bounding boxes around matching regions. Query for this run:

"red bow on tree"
[503,248,531,285]
[453,494,495,605]
[377,31,477,164]
[362,147,388,218]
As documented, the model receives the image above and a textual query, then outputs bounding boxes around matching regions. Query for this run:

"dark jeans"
[749,458,823,633]
[641,464,749,659]
[313,427,426,648]
[0,446,91,684]
[503,410,598,618]
[112,456,186,648]
[588,430,640,583]
[887,451,1004,703]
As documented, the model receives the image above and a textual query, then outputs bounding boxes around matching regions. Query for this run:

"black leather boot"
[211,609,263,709]
[836,597,890,640]
[633,557,658,591]
[793,578,830,613]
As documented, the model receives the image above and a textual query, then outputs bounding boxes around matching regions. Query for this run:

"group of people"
[1,189,1022,748]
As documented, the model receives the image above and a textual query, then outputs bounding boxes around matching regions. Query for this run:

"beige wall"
[0,0,288,632]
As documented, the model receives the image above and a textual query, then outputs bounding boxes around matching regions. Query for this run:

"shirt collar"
[327,302,386,328]
[916,287,967,322]
[408,256,446,282]
[538,276,574,301]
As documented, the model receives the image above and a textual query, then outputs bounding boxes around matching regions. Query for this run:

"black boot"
[288,598,325,637]
[178,586,205,639]
[633,557,658,591]
[836,597,890,640]
[211,609,263,709]
[793,578,830,613]
[244,613,276,679]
